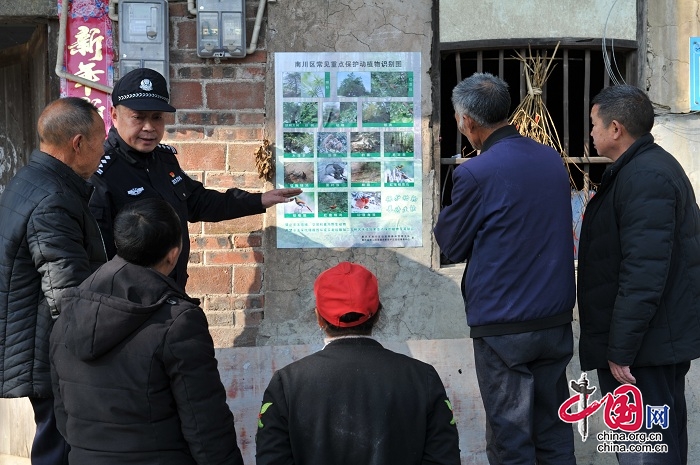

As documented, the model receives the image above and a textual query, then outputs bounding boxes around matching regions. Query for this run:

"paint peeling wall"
[0,63,28,193]
[3,0,700,464]
[260,0,465,346]
[645,0,700,112]
[439,0,637,43]
[4,340,700,464]
[645,0,700,198]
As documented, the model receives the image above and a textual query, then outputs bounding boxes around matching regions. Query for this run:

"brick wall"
[164,1,269,347]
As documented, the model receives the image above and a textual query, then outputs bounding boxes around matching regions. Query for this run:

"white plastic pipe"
[246,0,267,55]
[108,0,119,21]
[188,0,197,16]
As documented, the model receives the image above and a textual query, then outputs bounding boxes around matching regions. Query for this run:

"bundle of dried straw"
[508,43,588,191]
[508,43,565,156]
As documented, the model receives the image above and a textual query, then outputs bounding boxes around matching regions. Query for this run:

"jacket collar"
[481,124,521,152]
[93,255,194,304]
[105,126,151,166]
[31,149,94,198]
[323,337,382,349]
[59,256,197,361]
[600,133,655,189]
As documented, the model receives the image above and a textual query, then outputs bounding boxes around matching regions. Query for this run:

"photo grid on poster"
[275,53,422,248]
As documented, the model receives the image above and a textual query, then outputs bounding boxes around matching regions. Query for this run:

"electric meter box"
[118,0,170,83]
[196,0,246,59]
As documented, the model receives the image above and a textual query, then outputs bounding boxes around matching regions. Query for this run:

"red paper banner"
[58,0,114,133]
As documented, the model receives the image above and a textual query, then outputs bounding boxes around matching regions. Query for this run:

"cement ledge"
[0,455,29,465]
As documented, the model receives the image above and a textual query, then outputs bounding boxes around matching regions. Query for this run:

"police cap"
[111,68,176,112]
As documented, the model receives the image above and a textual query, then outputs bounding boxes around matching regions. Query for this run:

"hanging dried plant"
[254,139,274,182]
[508,43,592,193]
[508,44,596,258]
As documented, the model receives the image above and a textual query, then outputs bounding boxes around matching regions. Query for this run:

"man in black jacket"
[89,67,301,288]
[50,198,244,465]
[255,262,461,465]
[578,85,700,464]
[0,98,108,465]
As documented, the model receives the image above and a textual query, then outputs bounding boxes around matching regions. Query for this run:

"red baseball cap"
[314,262,379,328]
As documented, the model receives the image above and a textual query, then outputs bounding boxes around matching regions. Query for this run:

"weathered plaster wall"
[653,114,700,192]
[0,0,55,18]
[4,1,700,464]
[0,62,26,193]
[260,0,468,346]
[645,0,700,197]
[645,0,700,112]
[4,340,700,465]
[0,26,54,194]
[439,0,636,43]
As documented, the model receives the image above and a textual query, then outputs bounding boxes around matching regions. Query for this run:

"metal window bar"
[442,45,627,180]
[439,42,636,265]
[563,48,570,156]
[440,43,637,216]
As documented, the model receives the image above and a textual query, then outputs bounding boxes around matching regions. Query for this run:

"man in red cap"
[255,262,461,465]
[89,67,301,288]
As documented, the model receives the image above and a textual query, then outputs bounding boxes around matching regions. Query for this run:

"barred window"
[436,40,637,265]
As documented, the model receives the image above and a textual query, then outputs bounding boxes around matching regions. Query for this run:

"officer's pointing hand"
[261,188,303,208]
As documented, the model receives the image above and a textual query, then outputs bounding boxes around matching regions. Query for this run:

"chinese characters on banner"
[274,52,423,248]
[58,0,114,132]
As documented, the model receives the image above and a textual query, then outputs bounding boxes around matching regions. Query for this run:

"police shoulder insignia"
[94,154,113,176]
[258,402,273,428]
[157,143,177,154]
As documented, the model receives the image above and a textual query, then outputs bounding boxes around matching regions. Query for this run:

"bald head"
[38,97,105,179]
[38,98,100,146]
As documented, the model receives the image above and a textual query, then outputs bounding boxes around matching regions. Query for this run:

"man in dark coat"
[255,262,461,465]
[50,198,244,465]
[0,97,108,465]
[88,67,301,288]
[578,84,700,465]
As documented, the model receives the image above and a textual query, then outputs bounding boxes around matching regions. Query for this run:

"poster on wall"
[274,52,422,248]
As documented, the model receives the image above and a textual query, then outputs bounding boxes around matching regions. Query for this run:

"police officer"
[89,68,300,288]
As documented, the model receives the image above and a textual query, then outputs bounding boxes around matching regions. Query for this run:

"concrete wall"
[0,25,54,193]
[439,0,637,43]
[259,0,462,347]
[645,0,700,112]
[3,339,700,465]
[0,60,27,192]
[645,0,700,197]
[653,114,700,192]
[0,0,55,18]
[3,0,700,464]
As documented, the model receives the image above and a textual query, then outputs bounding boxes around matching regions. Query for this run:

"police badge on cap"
[111,68,176,112]
[139,79,153,91]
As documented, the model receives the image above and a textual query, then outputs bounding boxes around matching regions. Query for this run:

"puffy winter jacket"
[577,133,700,370]
[0,150,106,398]
[50,256,244,465]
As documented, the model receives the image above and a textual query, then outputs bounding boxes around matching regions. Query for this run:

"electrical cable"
[602,0,626,86]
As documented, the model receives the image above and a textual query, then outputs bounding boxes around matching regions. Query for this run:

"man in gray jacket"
[0,97,107,465]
